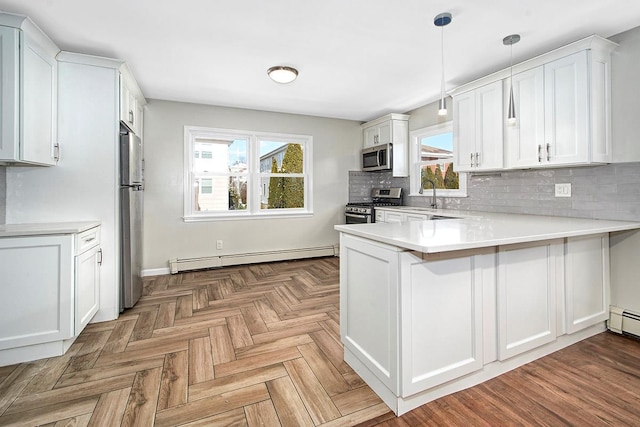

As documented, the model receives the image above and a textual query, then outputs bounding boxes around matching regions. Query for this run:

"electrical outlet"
[216,240,223,250]
[555,183,572,198]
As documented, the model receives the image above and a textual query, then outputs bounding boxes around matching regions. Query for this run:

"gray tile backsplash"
[349,162,640,221]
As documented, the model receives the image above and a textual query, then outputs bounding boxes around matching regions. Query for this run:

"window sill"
[183,211,314,222]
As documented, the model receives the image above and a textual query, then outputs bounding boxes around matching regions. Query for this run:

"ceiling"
[1,0,639,122]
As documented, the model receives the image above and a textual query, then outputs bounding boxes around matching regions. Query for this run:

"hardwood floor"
[1,256,640,426]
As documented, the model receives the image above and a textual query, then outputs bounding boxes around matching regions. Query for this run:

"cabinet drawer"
[75,226,100,254]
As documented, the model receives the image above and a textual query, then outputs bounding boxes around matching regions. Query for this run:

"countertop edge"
[0,221,102,237]
[335,215,640,253]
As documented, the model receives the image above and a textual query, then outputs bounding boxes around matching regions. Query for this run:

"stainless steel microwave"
[362,143,392,172]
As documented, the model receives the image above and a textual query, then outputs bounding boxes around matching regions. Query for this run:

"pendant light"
[434,12,452,116]
[503,34,520,124]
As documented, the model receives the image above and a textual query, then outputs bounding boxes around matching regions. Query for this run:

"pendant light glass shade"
[503,34,520,124]
[434,13,452,117]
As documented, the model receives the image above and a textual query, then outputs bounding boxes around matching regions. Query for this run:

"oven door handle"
[345,213,368,219]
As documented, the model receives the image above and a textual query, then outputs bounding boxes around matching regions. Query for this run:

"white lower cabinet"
[497,240,562,360]
[339,231,611,415]
[340,233,400,393]
[0,225,101,366]
[565,234,610,334]
[378,210,429,223]
[399,250,488,396]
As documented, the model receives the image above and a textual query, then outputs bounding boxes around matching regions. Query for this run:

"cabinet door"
[453,91,476,172]
[0,26,20,161]
[384,211,404,223]
[75,245,101,333]
[474,81,503,170]
[497,240,562,360]
[405,213,428,222]
[340,234,399,393]
[565,234,609,334]
[22,30,57,165]
[400,251,485,395]
[505,67,545,168]
[120,81,133,131]
[544,51,589,165]
[378,122,392,145]
[363,126,378,147]
[0,236,73,350]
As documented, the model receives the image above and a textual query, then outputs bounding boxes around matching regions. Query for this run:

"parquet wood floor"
[1,256,640,426]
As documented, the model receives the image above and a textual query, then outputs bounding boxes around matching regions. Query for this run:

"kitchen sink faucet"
[419,179,437,209]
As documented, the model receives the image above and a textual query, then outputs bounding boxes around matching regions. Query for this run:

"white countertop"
[335,211,640,253]
[0,221,101,238]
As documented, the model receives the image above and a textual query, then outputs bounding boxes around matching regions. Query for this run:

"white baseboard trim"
[168,245,338,274]
[142,267,171,277]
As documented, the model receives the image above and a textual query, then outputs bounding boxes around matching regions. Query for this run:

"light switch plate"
[555,183,572,197]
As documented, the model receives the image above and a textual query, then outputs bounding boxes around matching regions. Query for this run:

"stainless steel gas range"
[345,187,403,224]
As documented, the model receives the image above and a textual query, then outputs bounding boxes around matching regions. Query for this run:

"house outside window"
[184,126,313,221]
[410,122,467,197]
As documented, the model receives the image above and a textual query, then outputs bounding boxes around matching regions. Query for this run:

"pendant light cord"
[440,24,445,102]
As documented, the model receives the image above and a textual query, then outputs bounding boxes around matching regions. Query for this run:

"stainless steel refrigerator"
[120,125,144,309]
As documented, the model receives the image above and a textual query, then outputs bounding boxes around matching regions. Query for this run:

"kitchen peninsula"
[335,212,640,415]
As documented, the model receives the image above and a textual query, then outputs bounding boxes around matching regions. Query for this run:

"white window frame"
[409,122,467,197]
[183,126,313,221]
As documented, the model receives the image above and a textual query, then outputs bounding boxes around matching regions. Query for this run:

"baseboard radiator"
[169,245,338,274]
[608,306,640,338]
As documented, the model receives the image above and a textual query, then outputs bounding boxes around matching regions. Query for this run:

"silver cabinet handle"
[98,248,103,266]
[475,152,480,167]
[83,236,96,243]
[538,145,542,163]
[54,143,60,163]
[129,110,134,124]
[546,143,551,161]
[470,152,474,167]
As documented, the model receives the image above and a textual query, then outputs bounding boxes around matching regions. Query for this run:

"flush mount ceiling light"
[434,12,452,117]
[267,66,298,84]
[503,34,521,125]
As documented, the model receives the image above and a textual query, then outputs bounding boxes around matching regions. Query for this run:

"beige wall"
[142,100,361,271]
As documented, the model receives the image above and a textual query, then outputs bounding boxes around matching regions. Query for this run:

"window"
[410,122,467,197]
[184,126,313,221]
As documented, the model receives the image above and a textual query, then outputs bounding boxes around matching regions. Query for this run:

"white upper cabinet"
[505,51,593,168]
[120,65,145,136]
[503,67,545,168]
[0,14,59,166]
[451,35,617,171]
[453,80,503,172]
[361,113,410,177]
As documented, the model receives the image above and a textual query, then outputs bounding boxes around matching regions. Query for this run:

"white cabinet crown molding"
[449,35,617,97]
[360,113,410,129]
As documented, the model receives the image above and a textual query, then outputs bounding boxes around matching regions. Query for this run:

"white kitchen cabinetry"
[340,233,491,413]
[565,234,610,334]
[453,80,503,172]
[6,53,146,323]
[399,250,486,396]
[340,233,400,393]
[362,114,410,177]
[506,51,596,168]
[451,35,617,171]
[0,223,101,366]
[497,240,562,360]
[380,210,428,223]
[0,14,59,166]
[120,68,145,136]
